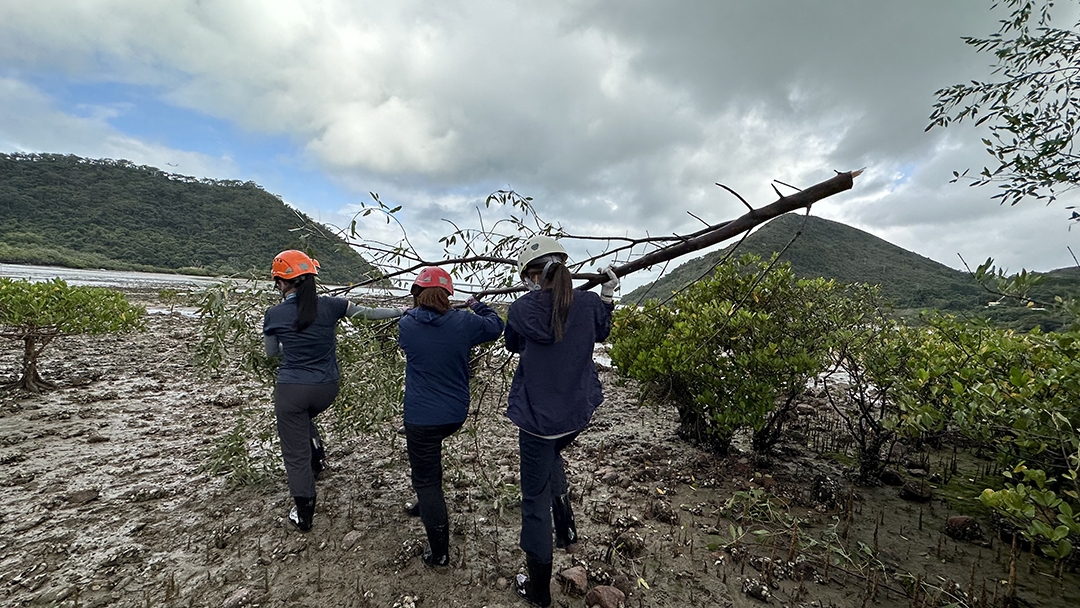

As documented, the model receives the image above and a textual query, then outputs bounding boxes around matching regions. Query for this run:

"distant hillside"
[624,214,1077,330]
[0,152,377,284]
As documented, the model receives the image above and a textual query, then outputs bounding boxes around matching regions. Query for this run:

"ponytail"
[525,256,574,342]
[546,264,574,342]
[292,275,319,331]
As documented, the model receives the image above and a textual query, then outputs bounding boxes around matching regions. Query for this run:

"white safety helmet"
[517,235,569,278]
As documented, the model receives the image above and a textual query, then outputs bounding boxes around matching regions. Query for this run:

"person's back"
[505,288,611,436]
[503,235,618,607]
[262,250,403,533]
[396,267,504,568]
[399,303,504,425]
[264,295,348,384]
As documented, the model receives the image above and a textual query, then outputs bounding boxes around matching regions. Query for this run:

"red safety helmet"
[411,267,454,296]
[272,250,320,280]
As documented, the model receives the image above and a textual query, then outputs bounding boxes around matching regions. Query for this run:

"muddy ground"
[1,290,1078,607]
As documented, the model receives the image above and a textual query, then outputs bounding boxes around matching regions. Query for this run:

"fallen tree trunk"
[473,169,861,297]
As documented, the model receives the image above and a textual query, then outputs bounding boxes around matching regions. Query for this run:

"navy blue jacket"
[398,303,505,426]
[505,289,613,436]
[263,296,349,384]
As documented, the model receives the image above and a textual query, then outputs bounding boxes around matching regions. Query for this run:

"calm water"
[0,263,228,290]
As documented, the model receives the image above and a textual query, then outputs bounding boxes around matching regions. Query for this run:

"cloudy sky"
[1,0,1076,291]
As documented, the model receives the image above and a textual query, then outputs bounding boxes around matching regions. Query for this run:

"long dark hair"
[282,274,318,331]
[414,287,451,314]
[529,260,574,342]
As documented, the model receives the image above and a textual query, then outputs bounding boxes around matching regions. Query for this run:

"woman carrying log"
[504,236,618,607]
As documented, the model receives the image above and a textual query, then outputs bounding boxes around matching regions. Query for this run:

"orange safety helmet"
[411,266,454,296]
[272,250,320,280]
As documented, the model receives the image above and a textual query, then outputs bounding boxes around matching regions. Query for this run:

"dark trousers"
[518,429,580,563]
[405,421,464,530]
[274,382,338,498]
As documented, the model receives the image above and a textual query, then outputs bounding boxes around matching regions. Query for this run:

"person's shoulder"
[320,295,350,313]
[575,290,603,305]
[265,300,290,316]
[508,292,536,314]
[397,311,417,330]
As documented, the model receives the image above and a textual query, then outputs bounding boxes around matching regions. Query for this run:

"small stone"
[128,484,168,502]
[495,577,509,589]
[87,434,110,444]
[741,577,770,601]
[222,587,251,608]
[284,537,307,555]
[342,531,363,550]
[584,585,625,608]
[811,474,841,508]
[899,481,932,503]
[944,515,983,542]
[558,566,589,596]
[879,469,904,486]
[611,573,633,598]
[67,489,100,506]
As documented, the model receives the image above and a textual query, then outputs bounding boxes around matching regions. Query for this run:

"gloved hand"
[599,267,619,303]
[397,305,411,316]
[465,296,484,312]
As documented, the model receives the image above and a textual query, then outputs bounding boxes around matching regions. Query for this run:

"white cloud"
[0,0,1075,289]
[0,77,234,177]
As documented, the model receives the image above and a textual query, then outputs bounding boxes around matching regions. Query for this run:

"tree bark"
[470,170,861,298]
[9,334,56,393]
[575,170,861,289]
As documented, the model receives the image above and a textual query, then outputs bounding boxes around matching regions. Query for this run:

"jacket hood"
[407,307,453,326]
[511,291,560,344]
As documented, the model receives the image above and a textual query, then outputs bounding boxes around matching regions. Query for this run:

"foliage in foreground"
[192,281,406,486]
[0,278,144,392]
[928,0,1080,208]
[612,256,1080,563]
[897,313,1080,561]
[611,255,880,454]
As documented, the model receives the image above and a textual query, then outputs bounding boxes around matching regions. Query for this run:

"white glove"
[599,267,619,303]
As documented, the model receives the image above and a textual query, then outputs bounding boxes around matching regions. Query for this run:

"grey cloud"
[0,0,1074,279]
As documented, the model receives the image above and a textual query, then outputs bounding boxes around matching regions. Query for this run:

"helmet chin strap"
[523,258,560,291]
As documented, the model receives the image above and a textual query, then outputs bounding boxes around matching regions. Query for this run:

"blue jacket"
[505,289,613,436]
[263,296,349,384]
[398,303,505,426]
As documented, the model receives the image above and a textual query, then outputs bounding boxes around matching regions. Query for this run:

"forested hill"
[0,152,377,284]
[627,214,988,312]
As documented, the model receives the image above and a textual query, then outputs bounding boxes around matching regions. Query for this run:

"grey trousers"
[274,381,338,498]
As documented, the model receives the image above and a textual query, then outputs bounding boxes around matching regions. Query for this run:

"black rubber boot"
[514,556,552,606]
[422,524,450,567]
[289,496,316,532]
[311,437,326,478]
[552,492,577,549]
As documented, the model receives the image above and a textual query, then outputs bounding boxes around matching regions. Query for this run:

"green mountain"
[0,152,377,284]
[624,213,1076,330]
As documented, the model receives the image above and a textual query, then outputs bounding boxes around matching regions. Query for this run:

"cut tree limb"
[473,169,861,297]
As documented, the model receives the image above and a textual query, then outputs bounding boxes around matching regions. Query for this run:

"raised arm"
[346,302,405,320]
